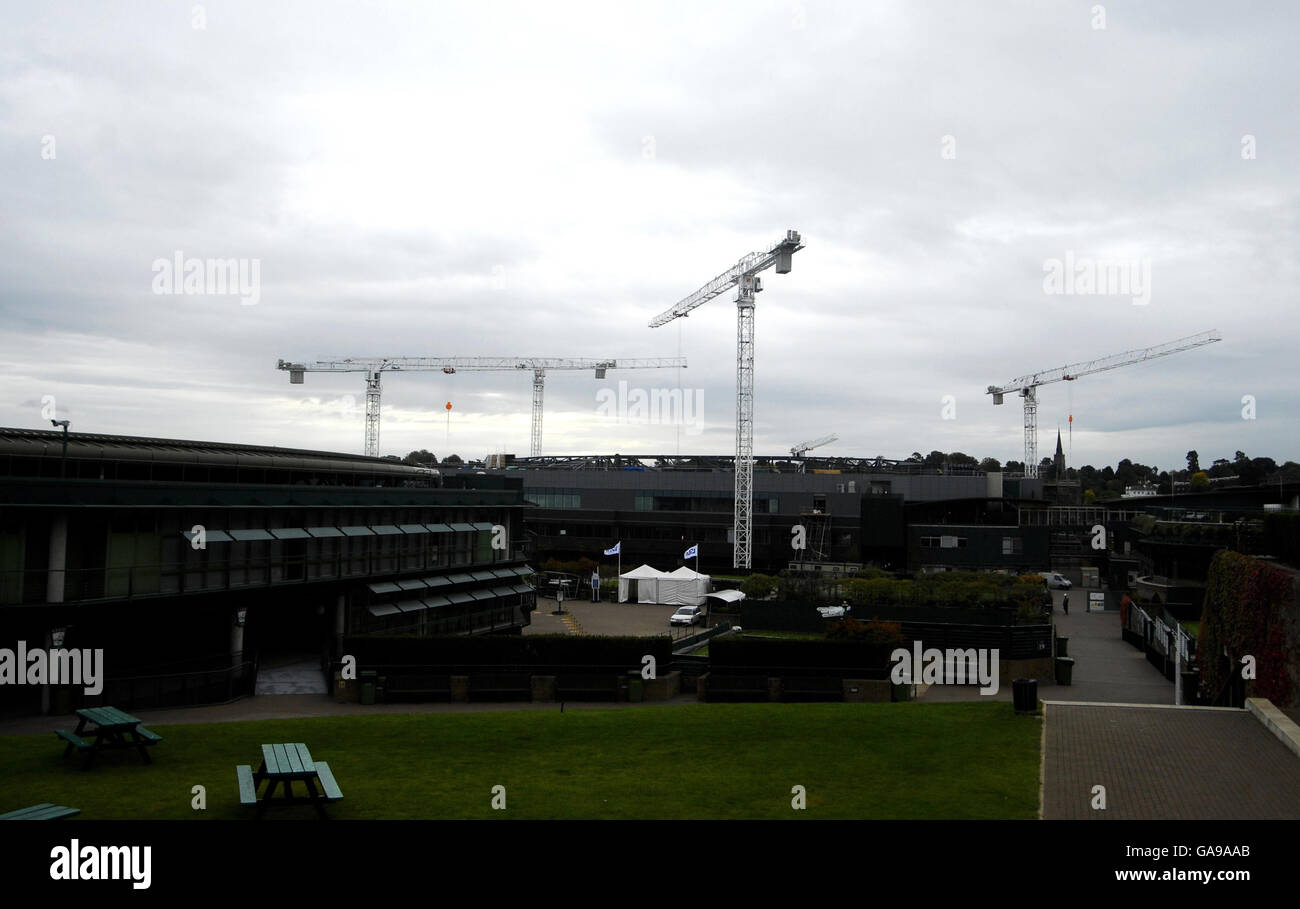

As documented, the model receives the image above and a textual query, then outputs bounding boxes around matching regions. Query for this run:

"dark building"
[484,455,1043,574]
[0,428,533,716]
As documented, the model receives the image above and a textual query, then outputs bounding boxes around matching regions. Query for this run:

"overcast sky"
[2,1,1295,472]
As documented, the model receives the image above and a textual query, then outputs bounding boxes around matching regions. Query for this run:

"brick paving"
[1042,703,1300,819]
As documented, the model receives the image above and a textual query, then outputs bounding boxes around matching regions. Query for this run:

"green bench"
[313,762,344,802]
[238,743,343,818]
[235,765,258,806]
[135,727,163,744]
[54,730,92,755]
[1,803,80,820]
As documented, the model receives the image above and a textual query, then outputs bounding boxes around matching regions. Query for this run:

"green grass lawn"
[0,703,1040,819]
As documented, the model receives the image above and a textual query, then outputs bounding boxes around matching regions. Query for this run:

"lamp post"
[51,420,70,478]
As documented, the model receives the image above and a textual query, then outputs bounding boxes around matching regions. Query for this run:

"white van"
[1039,571,1072,589]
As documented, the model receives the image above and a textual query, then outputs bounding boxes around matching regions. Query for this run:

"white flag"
[604,542,621,556]
[684,544,698,559]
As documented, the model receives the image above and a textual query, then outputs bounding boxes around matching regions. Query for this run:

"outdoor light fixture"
[51,419,71,477]
[235,607,247,627]
[51,627,67,648]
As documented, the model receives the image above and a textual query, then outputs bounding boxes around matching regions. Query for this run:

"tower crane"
[276,356,687,458]
[649,230,805,569]
[790,434,838,458]
[986,330,1221,478]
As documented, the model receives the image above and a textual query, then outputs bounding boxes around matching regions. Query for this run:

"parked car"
[670,605,705,626]
[816,604,851,618]
[1040,571,1072,589]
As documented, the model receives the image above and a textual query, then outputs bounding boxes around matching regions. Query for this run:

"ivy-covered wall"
[1198,550,1298,707]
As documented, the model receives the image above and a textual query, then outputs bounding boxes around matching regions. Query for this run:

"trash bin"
[1012,677,1037,712]
[1055,657,1074,686]
[627,678,644,703]
[1056,636,1069,658]
[360,670,377,706]
[891,682,913,702]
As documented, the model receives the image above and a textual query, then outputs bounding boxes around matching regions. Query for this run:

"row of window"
[917,535,1025,553]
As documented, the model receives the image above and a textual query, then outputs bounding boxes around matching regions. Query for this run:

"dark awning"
[181,529,234,543]
[230,529,274,542]
[270,527,311,540]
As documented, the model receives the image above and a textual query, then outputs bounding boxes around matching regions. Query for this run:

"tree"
[443,454,463,465]
[1186,450,1199,473]
[1004,460,1024,474]
[740,573,779,599]
[979,457,1002,473]
[402,449,437,466]
[1084,488,1097,503]
[1190,471,1209,488]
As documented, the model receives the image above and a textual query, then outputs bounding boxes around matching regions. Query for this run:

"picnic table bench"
[236,743,343,819]
[54,706,162,769]
[0,803,80,820]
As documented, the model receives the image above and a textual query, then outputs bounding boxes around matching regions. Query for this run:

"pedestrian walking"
[1062,592,1069,615]
[591,570,600,603]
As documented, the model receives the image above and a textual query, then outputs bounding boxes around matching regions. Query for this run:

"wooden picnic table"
[236,743,343,819]
[0,803,80,820]
[55,706,162,770]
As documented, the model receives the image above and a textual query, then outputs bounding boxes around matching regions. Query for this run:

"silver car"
[670,605,704,626]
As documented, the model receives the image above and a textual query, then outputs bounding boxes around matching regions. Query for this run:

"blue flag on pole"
[684,544,698,560]
[604,542,621,556]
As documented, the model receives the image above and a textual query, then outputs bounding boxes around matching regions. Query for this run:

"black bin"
[1012,677,1038,713]
[1055,657,1074,686]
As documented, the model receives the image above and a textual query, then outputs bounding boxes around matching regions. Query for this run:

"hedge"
[1263,512,1300,567]
[341,634,672,668]
[1197,550,1297,706]
[709,636,894,672]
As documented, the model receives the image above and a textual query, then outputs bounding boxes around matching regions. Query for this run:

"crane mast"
[987,330,1221,478]
[649,230,804,569]
[277,356,686,458]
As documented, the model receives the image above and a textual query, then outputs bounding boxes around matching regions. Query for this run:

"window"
[1002,536,1023,555]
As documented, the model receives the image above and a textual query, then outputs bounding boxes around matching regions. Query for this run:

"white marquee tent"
[618,564,669,604]
[659,566,711,606]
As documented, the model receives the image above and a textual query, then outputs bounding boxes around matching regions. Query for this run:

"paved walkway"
[917,590,1171,704]
[1042,703,1300,818]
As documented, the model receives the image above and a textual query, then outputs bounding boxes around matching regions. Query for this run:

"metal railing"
[0,550,530,605]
